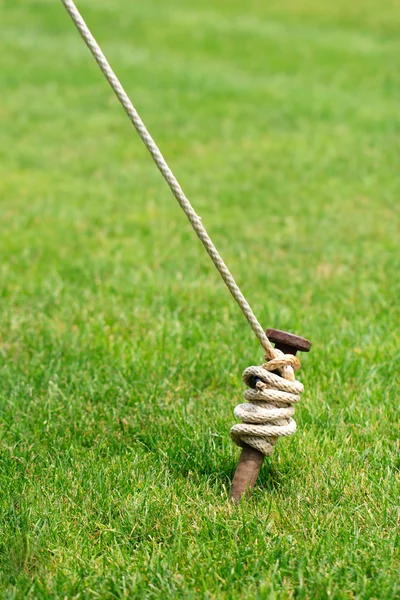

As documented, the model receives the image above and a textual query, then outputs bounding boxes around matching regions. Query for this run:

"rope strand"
[60,0,274,358]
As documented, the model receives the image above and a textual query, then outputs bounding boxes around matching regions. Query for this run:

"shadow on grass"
[163,437,287,497]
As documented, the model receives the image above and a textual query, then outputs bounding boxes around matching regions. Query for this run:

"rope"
[231,351,303,455]
[59,0,275,358]
[60,0,306,456]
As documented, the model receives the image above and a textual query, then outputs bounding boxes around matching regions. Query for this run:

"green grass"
[1,0,399,597]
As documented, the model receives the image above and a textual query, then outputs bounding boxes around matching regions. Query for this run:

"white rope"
[59,0,274,358]
[231,351,303,455]
[60,0,306,456]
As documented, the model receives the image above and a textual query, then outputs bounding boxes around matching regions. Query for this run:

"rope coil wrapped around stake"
[230,350,304,456]
[59,0,312,500]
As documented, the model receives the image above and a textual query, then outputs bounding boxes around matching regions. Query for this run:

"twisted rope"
[60,0,305,454]
[60,0,275,359]
[231,351,303,455]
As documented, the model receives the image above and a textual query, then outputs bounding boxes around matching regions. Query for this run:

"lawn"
[1,0,399,597]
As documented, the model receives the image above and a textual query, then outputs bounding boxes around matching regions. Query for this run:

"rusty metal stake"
[230,328,311,503]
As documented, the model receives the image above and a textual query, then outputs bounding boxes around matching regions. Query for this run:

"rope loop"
[230,350,304,456]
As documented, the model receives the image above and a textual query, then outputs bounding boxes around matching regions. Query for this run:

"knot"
[264,349,301,374]
[230,351,304,456]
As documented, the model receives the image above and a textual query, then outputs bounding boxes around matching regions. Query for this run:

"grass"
[1,0,399,597]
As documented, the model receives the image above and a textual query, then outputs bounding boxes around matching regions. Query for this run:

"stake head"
[266,328,311,354]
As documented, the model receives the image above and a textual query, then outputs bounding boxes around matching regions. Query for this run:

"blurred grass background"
[1,0,399,597]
